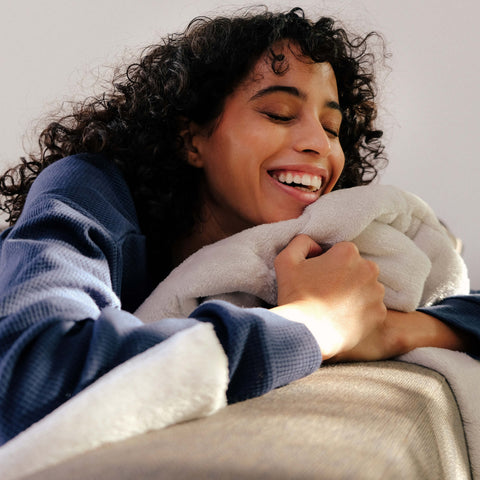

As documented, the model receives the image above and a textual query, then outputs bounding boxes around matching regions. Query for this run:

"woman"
[0,7,478,444]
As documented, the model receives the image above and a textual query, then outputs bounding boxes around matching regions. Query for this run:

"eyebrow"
[249,85,306,101]
[249,85,343,116]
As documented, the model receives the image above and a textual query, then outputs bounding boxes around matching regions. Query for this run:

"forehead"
[241,45,339,99]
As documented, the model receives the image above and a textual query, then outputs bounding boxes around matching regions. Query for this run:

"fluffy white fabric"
[136,184,470,321]
[0,322,229,480]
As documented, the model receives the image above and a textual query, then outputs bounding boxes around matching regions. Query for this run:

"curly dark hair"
[0,7,386,277]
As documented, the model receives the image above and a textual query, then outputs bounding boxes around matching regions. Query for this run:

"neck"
[172,185,253,267]
[172,208,230,268]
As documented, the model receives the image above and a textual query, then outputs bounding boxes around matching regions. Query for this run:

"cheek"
[208,130,265,177]
[335,151,346,179]
[325,149,346,192]
[200,113,285,191]
[200,135,248,197]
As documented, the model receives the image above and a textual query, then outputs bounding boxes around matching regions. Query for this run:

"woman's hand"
[329,309,473,363]
[271,235,387,360]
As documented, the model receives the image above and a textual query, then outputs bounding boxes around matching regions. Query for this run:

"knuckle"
[375,306,387,323]
[295,233,310,242]
[333,241,359,259]
[367,259,380,277]
[359,258,380,279]
[290,234,310,250]
[371,297,387,317]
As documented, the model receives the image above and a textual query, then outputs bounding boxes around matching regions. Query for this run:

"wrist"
[387,310,471,353]
[271,303,341,360]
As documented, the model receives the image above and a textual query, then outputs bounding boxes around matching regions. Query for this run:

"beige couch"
[21,361,471,480]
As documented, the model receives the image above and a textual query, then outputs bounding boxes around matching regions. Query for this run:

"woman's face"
[188,45,345,238]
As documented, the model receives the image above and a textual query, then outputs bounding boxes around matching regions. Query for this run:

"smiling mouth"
[268,170,323,192]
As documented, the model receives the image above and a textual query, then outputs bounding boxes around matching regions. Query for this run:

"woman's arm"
[327,293,480,363]
[0,155,321,444]
[328,309,477,363]
[418,293,480,355]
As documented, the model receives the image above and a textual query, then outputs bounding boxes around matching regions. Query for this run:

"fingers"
[323,241,361,266]
[274,234,323,271]
[326,242,382,286]
[273,237,387,359]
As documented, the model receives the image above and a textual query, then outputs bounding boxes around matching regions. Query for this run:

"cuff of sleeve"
[190,300,322,403]
[418,294,480,358]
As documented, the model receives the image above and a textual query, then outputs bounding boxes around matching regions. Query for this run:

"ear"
[179,121,204,168]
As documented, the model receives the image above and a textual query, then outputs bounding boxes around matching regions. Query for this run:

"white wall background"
[1,0,479,288]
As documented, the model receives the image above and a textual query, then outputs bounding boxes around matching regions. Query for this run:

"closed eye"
[264,112,295,122]
[324,127,339,138]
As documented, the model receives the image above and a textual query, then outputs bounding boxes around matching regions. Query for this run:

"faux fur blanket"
[136,184,470,320]
[1,184,477,479]
[0,322,229,479]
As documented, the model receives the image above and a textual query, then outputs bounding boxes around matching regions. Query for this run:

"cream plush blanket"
[0,322,229,480]
[136,184,470,320]
[1,184,477,479]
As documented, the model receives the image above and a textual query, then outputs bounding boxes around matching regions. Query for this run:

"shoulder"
[31,154,126,201]
[26,154,139,229]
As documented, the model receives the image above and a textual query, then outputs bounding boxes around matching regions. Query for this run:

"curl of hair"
[0,7,387,276]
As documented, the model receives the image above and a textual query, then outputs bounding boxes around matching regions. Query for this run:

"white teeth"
[311,176,322,190]
[302,174,311,186]
[272,171,323,191]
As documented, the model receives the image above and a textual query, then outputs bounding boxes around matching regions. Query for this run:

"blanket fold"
[0,322,229,480]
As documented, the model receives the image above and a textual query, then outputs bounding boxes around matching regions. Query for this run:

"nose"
[293,118,331,157]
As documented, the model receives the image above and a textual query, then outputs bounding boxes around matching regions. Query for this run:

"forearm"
[0,157,323,443]
[0,304,201,444]
[418,292,480,357]
[386,310,474,354]
[195,301,322,403]
[329,308,476,364]
[0,298,322,444]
